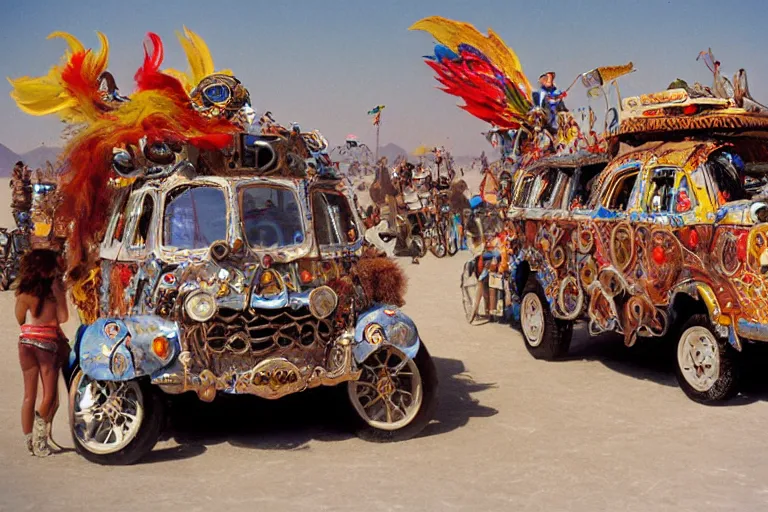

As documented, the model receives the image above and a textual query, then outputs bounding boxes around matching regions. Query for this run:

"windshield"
[241,185,305,249]
[163,186,227,250]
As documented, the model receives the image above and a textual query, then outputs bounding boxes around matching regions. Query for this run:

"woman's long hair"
[15,249,61,317]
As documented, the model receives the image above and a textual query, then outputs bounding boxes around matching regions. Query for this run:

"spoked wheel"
[69,369,165,465]
[348,344,437,441]
[409,234,427,258]
[675,314,739,403]
[460,261,480,324]
[445,221,459,256]
[429,236,447,258]
[428,223,447,258]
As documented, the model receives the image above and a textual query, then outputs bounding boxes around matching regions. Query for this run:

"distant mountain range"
[0,143,62,176]
[377,143,407,163]
[376,142,480,169]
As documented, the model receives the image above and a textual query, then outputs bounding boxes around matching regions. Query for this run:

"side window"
[513,175,535,207]
[604,167,640,211]
[542,169,569,209]
[574,163,606,208]
[647,168,675,213]
[674,176,697,213]
[312,191,358,246]
[531,171,555,208]
[131,194,154,248]
[706,152,747,206]
[646,168,698,214]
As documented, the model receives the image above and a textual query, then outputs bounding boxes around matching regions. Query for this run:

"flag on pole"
[581,62,635,88]
[367,105,385,115]
[372,112,382,126]
[586,86,603,98]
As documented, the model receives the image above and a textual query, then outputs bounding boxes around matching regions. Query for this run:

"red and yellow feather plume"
[8,31,110,123]
[163,26,233,93]
[8,31,241,280]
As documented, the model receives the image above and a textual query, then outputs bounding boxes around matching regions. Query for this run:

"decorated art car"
[10,29,437,465]
[500,91,768,403]
[67,137,436,464]
[409,16,768,403]
[0,165,62,290]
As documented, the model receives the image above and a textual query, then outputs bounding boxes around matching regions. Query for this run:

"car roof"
[523,150,611,172]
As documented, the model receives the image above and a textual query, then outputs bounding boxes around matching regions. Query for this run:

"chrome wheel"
[430,241,447,258]
[348,347,423,431]
[69,370,144,455]
[677,326,720,393]
[409,235,426,257]
[446,232,458,256]
[521,292,545,347]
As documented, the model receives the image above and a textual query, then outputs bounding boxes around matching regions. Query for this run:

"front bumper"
[736,319,768,343]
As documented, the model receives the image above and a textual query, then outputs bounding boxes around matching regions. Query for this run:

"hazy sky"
[1,0,766,156]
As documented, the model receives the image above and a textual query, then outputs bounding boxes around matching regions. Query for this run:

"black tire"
[674,314,740,404]
[69,369,166,465]
[445,222,459,256]
[430,238,447,258]
[348,343,438,442]
[520,277,572,359]
[430,220,448,258]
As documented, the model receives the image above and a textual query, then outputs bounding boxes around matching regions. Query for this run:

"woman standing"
[15,249,69,456]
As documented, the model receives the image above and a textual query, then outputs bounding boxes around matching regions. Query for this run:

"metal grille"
[201,306,334,358]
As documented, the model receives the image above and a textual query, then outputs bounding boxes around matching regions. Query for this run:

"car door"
[636,165,705,302]
[591,162,643,274]
[534,166,584,320]
[584,163,643,334]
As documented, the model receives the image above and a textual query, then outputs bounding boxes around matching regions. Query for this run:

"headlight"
[751,202,768,224]
[184,291,217,322]
[388,321,415,347]
[112,149,138,177]
[0,233,8,245]
[308,285,338,319]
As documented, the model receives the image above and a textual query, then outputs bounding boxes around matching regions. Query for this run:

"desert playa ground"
[1,177,768,511]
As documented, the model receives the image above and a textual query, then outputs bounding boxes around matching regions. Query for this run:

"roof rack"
[618,88,768,139]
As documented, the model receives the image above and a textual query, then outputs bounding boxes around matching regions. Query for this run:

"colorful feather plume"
[163,26,233,93]
[8,30,242,281]
[410,16,533,129]
[8,31,110,123]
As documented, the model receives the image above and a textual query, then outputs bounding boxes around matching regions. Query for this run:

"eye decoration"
[190,73,251,120]
[202,83,232,105]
